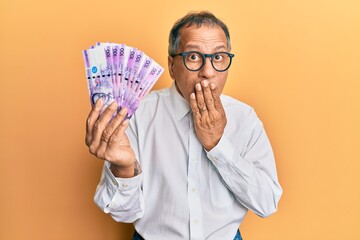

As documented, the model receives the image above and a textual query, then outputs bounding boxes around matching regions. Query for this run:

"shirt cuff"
[104,161,142,191]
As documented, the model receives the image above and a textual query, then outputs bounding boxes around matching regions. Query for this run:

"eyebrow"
[184,44,227,52]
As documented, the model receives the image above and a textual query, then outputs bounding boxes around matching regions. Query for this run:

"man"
[86,11,282,240]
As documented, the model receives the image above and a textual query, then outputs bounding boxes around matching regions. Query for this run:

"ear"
[168,56,175,80]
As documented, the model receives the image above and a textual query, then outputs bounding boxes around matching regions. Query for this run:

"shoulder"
[221,94,256,117]
[221,94,262,130]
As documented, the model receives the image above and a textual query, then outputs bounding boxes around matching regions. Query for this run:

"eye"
[186,52,201,62]
[213,53,224,62]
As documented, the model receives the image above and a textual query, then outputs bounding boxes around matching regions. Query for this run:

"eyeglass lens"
[184,52,232,71]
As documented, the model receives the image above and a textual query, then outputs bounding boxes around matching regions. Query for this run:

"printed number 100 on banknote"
[82,42,164,118]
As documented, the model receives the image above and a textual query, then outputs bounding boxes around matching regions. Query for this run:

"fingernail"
[96,98,103,106]
[119,107,127,115]
[110,101,117,109]
[210,83,216,90]
[202,80,208,87]
[190,93,195,99]
[122,119,129,126]
[196,83,201,91]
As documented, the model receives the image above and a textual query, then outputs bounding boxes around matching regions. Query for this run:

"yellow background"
[1,0,359,239]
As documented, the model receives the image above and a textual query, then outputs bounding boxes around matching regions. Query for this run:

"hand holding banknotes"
[190,80,227,151]
[86,99,136,178]
[83,42,164,177]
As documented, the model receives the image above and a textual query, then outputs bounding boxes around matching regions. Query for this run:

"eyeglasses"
[171,51,235,72]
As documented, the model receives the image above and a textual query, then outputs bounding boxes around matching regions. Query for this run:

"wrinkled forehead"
[178,24,228,52]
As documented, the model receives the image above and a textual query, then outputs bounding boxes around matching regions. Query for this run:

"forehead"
[178,24,227,51]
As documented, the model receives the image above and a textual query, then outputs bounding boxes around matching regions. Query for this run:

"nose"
[198,57,215,79]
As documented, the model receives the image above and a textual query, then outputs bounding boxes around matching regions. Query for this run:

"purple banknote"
[82,42,164,118]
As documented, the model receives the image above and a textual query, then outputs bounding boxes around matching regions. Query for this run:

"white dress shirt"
[94,83,282,240]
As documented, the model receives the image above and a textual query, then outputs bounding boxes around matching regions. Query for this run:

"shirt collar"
[170,82,191,121]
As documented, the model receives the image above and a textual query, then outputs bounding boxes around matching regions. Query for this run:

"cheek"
[174,65,194,87]
[174,72,199,100]
[217,73,228,91]
[177,74,195,95]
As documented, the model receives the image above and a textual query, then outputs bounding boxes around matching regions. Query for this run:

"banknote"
[82,42,164,117]
[83,47,114,112]
[127,62,164,116]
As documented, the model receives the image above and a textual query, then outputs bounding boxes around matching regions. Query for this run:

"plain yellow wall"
[1,0,359,239]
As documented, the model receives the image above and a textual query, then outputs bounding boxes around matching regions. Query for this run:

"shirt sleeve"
[93,115,144,223]
[206,109,283,218]
[93,162,144,223]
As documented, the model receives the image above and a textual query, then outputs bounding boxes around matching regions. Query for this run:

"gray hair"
[168,11,231,56]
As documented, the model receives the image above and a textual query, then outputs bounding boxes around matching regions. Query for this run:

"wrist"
[110,160,142,178]
[110,163,135,178]
[204,137,221,151]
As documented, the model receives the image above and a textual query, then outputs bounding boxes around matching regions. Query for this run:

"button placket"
[187,120,204,240]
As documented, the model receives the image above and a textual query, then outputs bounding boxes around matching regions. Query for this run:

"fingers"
[195,83,207,111]
[201,80,216,112]
[86,98,104,146]
[209,82,224,111]
[190,80,221,117]
[190,92,201,120]
[89,101,118,155]
[97,107,129,156]
[190,80,227,151]
[190,82,211,119]
[107,118,130,150]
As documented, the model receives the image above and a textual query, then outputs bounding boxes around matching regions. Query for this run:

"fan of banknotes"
[82,42,164,118]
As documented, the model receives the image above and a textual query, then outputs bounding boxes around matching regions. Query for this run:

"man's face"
[168,25,229,102]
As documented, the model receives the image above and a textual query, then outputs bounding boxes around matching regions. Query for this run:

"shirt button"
[211,157,218,161]
[192,159,197,163]
[194,219,199,224]
[122,184,128,188]
[112,180,118,186]
[192,187,197,192]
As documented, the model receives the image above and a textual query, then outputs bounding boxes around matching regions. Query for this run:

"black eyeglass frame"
[171,51,235,72]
